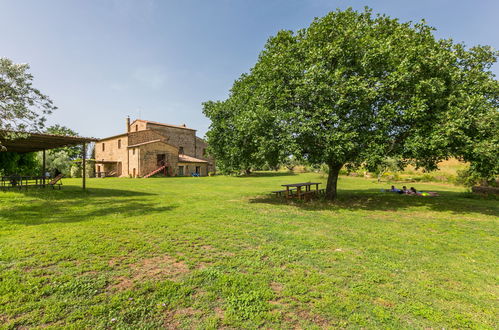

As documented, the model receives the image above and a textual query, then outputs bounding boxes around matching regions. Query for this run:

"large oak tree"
[204,8,498,199]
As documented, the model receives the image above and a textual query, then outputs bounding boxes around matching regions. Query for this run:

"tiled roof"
[134,119,197,131]
[97,132,128,141]
[178,154,208,163]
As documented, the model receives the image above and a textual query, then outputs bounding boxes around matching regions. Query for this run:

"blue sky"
[1,0,498,138]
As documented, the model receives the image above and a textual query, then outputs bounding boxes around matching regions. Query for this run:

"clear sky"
[1,0,498,138]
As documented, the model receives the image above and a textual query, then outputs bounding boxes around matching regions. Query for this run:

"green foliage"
[0,151,40,176]
[41,149,72,177]
[0,57,56,142]
[203,8,499,199]
[456,168,497,187]
[70,164,82,178]
[41,125,84,178]
[374,158,401,183]
[45,125,81,160]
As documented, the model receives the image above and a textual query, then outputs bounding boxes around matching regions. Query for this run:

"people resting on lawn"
[386,185,438,196]
[387,185,405,194]
[408,187,439,196]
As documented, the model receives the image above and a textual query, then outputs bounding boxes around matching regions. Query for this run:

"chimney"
[126,116,130,133]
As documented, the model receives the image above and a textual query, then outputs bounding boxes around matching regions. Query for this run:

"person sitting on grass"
[402,186,409,194]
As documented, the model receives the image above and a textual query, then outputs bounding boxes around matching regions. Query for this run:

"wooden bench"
[298,189,327,200]
[299,190,317,201]
[271,188,296,197]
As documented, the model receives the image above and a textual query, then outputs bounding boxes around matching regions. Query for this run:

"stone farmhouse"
[95,118,214,178]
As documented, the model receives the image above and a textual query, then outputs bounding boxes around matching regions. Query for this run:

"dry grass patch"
[108,255,189,291]
[374,297,395,308]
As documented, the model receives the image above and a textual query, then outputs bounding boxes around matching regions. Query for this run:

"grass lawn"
[0,173,497,329]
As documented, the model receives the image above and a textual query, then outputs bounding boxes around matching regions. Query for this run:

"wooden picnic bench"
[1,176,46,190]
[280,182,322,200]
[271,188,296,197]
[1,174,65,191]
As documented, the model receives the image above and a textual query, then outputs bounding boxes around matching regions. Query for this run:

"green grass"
[0,173,497,329]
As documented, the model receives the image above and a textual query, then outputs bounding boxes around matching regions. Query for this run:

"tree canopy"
[45,124,81,160]
[0,57,56,147]
[203,8,499,199]
[42,125,82,177]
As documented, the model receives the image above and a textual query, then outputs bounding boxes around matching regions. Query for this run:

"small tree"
[45,125,80,159]
[43,150,72,177]
[0,58,56,148]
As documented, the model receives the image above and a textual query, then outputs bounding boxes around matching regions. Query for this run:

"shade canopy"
[0,131,97,153]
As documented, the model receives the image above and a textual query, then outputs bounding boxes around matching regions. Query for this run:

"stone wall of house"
[138,141,179,177]
[128,130,166,146]
[129,120,148,133]
[128,145,140,177]
[95,135,128,176]
[147,124,197,157]
[178,162,208,176]
[195,137,215,173]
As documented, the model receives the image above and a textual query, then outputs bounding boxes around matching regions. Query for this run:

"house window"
[202,148,206,156]
[179,147,184,154]
[102,143,105,151]
[135,125,138,132]
[178,166,184,176]
[118,139,121,149]
[132,148,135,155]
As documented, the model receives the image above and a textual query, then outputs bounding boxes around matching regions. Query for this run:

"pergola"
[0,131,98,189]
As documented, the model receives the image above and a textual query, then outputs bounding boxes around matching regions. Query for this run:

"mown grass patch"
[0,173,497,328]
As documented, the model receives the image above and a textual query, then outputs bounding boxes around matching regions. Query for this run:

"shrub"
[70,165,82,178]
[455,168,496,187]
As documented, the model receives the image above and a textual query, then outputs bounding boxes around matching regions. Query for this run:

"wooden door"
[157,154,166,166]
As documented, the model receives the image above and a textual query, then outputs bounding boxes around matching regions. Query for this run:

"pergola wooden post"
[42,149,46,186]
[82,143,86,190]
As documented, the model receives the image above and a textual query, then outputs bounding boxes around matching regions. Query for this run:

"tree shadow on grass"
[0,187,178,225]
[2,186,155,200]
[249,188,499,218]
[235,172,298,178]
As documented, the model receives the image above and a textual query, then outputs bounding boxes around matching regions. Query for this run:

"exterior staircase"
[142,165,166,178]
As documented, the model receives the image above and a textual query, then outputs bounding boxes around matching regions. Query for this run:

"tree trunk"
[325,163,343,200]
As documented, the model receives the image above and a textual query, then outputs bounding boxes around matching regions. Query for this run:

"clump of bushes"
[456,168,498,188]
